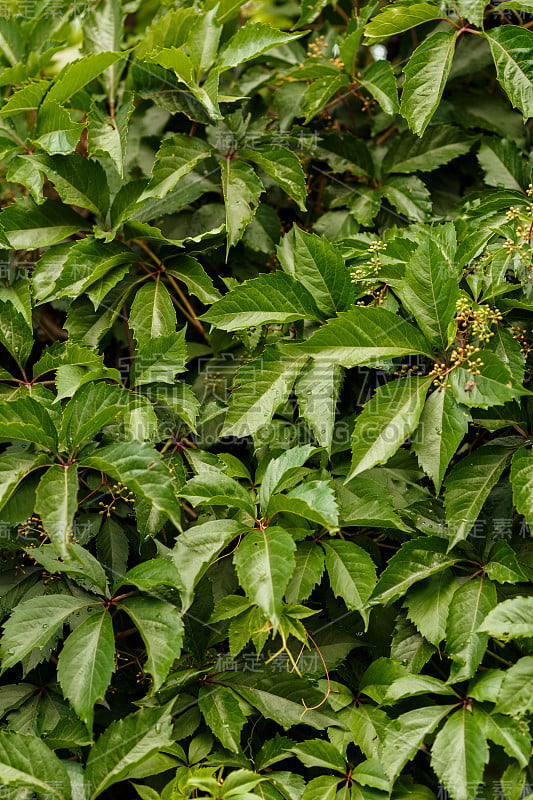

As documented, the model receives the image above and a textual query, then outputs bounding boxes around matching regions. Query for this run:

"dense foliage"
[0,0,532,798]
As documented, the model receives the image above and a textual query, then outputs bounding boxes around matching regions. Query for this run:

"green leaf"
[0,79,50,116]
[241,147,307,212]
[221,158,264,252]
[481,711,531,769]
[222,345,308,438]
[383,125,475,173]
[0,446,48,513]
[371,537,458,605]
[348,377,432,480]
[57,610,114,730]
[140,133,212,201]
[82,441,182,530]
[88,94,134,177]
[486,26,533,120]
[295,360,342,452]
[259,444,318,511]
[0,396,57,450]
[456,0,487,25]
[404,571,458,646]
[268,481,339,527]
[478,596,533,639]
[180,472,256,515]
[284,541,325,605]
[119,597,183,690]
[302,776,339,800]
[510,445,533,530]
[188,6,222,76]
[35,464,79,558]
[449,350,528,408]
[27,543,108,596]
[130,330,187,387]
[299,307,434,366]
[290,739,346,772]
[301,73,350,123]
[444,445,512,547]
[400,29,457,136]
[85,706,173,799]
[277,226,353,317]
[0,594,95,672]
[398,224,458,350]
[33,101,84,156]
[26,154,110,216]
[430,709,489,800]
[0,732,72,799]
[60,382,125,451]
[166,256,222,305]
[201,272,319,330]
[380,705,453,782]
[0,198,88,249]
[364,3,446,43]
[446,578,497,682]
[322,538,377,625]
[495,657,533,715]
[484,540,526,584]
[0,298,33,366]
[170,519,246,611]
[198,685,246,752]
[360,60,399,115]
[477,137,527,191]
[46,52,125,105]
[233,526,296,628]
[412,390,470,492]
[217,23,303,70]
[382,175,432,222]
[129,281,176,348]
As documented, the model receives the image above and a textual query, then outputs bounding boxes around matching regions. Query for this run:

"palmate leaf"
[431,709,489,800]
[446,578,497,682]
[444,444,512,547]
[486,26,533,120]
[57,609,114,730]
[348,377,432,480]
[234,526,296,629]
[85,706,174,799]
[0,732,72,799]
[35,464,79,558]
[400,29,457,136]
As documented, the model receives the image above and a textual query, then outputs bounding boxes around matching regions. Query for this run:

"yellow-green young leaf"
[119,597,183,690]
[217,23,303,70]
[33,102,84,156]
[299,307,434,366]
[140,133,212,201]
[201,272,319,331]
[57,610,115,730]
[486,26,533,120]
[35,464,78,558]
[371,537,458,605]
[400,29,457,136]
[222,345,308,438]
[510,445,533,529]
[444,445,512,547]
[430,708,489,800]
[478,596,533,639]
[446,578,497,682]
[233,526,296,629]
[321,538,377,625]
[0,594,96,672]
[0,732,72,799]
[364,3,446,43]
[241,147,307,212]
[379,705,453,782]
[411,388,470,492]
[302,776,339,800]
[85,706,174,799]
[221,158,264,253]
[129,281,176,347]
[348,377,432,481]
[198,685,246,752]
